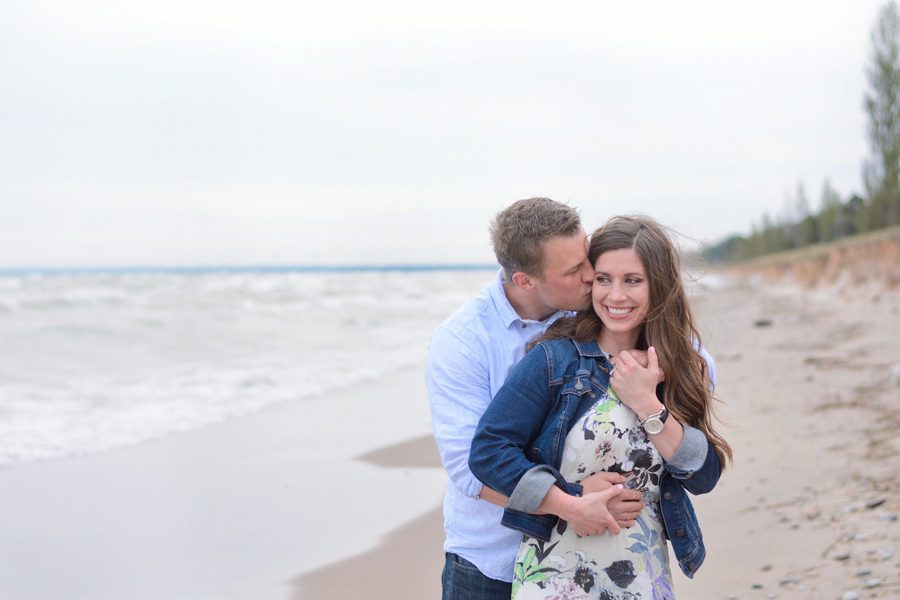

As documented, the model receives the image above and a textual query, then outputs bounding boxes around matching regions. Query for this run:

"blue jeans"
[441,553,511,600]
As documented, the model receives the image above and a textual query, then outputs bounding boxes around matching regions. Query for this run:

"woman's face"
[592,247,650,339]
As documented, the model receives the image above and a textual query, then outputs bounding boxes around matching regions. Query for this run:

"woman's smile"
[604,305,636,317]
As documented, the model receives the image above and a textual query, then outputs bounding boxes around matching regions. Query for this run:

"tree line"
[704,1,900,263]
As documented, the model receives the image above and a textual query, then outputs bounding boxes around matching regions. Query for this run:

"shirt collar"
[488,269,566,329]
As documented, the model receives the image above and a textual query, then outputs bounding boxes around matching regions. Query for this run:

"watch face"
[643,418,664,435]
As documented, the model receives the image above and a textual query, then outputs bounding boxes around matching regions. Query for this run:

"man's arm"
[425,325,506,505]
[477,486,508,508]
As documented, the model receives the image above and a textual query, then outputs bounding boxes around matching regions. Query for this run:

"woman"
[469,215,732,599]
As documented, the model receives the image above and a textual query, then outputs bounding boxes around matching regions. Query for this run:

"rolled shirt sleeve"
[507,466,559,513]
[666,424,709,473]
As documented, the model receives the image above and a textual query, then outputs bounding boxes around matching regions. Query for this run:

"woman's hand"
[580,471,626,493]
[610,346,664,421]
[618,349,665,383]
[561,486,624,537]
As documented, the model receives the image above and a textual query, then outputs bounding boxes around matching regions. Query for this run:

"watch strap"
[639,406,669,432]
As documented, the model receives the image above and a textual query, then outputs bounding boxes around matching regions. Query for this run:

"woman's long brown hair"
[536,215,732,468]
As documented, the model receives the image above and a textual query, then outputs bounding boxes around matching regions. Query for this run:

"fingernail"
[615,483,624,489]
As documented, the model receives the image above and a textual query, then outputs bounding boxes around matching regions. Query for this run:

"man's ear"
[510,271,534,290]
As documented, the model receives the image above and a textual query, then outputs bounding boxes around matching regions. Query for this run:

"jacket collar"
[571,338,608,358]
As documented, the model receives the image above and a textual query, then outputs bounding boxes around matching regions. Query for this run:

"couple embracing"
[426,198,731,600]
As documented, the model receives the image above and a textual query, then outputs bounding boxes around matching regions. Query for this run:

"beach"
[295,270,900,600]
[1,265,898,599]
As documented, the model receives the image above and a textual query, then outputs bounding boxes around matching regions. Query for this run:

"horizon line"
[0,263,500,277]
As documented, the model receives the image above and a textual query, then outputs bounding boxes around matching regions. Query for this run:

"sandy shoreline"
[0,367,446,600]
[297,274,900,599]
[290,434,445,599]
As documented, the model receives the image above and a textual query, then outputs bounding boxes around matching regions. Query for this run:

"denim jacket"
[469,338,722,578]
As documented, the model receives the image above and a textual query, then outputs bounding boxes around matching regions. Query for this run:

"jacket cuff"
[507,466,558,513]
[666,424,708,474]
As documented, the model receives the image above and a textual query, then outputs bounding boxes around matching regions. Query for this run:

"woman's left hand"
[610,346,664,420]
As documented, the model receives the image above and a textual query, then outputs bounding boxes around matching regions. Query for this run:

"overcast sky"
[0,0,888,267]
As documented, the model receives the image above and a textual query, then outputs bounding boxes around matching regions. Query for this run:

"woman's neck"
[597,330,641,356]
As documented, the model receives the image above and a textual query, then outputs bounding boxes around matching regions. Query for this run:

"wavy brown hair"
[536,215,732,467]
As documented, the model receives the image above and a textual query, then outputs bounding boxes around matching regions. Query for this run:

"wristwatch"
[640,406,669,435]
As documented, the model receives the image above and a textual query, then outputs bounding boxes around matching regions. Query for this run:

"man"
[426,198,644,599]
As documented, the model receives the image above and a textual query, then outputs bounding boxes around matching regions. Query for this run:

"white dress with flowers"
[511,390,675,600]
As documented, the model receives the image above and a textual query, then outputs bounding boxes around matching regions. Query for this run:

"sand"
[295,273,900,600]
[670,275,900,598]
[3,273,898,599]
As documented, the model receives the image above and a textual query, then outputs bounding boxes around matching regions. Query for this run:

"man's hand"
[560,486,624,537]
[581,472,644,529]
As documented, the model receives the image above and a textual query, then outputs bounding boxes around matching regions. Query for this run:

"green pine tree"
[863,1,900,229]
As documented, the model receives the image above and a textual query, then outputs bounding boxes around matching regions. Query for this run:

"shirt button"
[521,323,527,329]
[663,492,673,501]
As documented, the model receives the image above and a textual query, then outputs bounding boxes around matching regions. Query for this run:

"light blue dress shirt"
[425,271,566,582]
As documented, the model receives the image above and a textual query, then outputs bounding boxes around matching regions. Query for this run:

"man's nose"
[579,260,593,284]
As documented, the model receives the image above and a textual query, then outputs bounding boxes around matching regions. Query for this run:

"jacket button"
[675,529,685,537]
[663,492,673,501]
[575,380,584,390]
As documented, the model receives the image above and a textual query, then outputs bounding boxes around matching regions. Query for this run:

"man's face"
[531,230,594,313]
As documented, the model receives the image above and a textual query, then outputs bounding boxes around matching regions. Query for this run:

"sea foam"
[0,269,493,467]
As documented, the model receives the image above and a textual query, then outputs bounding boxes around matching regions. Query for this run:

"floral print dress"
[512,390,674,600]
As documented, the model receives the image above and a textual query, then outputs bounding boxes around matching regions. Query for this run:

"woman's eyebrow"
[593,270,645,276]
